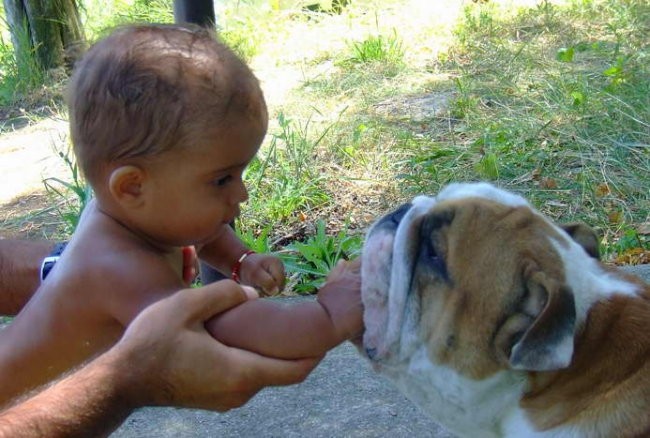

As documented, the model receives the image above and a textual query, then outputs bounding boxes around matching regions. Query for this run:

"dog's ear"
[495,268,576,371]
[560,222,600,259]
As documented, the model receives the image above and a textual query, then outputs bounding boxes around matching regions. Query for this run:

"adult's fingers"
[227,348,323,389]
[175,280,256,322]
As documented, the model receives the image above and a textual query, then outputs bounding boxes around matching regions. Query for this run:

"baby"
[0,24,362,405]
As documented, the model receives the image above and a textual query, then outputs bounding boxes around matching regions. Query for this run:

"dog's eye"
[425,241,444,270]
[421,239,448,281]
[419,212,451,281]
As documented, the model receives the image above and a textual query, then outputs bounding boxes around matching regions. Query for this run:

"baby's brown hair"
[68,23,267,185]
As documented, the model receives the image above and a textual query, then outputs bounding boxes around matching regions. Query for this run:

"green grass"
[241,112,334,231]
[0,16,46,106]
[347,31,405,66]
[285,0,647,261]
[42,146,93,235]
[282,220,362,294]
[432,0,649,258]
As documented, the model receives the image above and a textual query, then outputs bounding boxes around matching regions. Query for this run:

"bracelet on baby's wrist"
[231,250,256,283]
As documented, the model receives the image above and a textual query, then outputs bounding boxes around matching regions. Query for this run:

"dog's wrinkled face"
[361,182,587,379]
[360,183,599,434]
[361,182,646,436]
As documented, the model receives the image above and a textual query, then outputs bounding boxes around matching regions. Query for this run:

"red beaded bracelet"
[231,250,256,283]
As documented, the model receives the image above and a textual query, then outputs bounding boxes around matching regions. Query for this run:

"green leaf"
[556,47,574,62]
[570,91,585,106]
[602,65,620,77]
[476,153,499,180]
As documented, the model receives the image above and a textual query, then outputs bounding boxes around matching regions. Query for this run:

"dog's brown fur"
[415,198,650,435]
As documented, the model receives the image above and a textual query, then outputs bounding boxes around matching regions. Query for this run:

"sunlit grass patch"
[241,112,333,231]
[418,0,649,258]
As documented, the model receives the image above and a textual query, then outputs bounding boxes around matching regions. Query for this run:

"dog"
[359,182,650,437]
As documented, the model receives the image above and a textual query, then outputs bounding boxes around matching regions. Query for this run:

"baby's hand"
[317,258,363,341]
[240,253,285,296]
[326,257,361,283]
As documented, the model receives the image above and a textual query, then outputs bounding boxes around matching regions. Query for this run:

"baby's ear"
[108,165,146,207]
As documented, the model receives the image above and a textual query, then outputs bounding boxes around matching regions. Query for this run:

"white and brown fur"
[360,182,650,438]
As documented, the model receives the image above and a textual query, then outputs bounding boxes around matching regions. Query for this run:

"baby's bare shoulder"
[47,207,185,325]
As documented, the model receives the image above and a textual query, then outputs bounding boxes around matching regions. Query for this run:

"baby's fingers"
[255,271,281,296]
[255,270,284,296]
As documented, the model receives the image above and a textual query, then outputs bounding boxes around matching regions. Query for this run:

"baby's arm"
[205,259,363,359]
[198,225,285,295]
[197,225,248,275]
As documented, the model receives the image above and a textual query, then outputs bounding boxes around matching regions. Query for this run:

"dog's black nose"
[365,347,377,359]
[389,203,411,224]
[376,203,411,231]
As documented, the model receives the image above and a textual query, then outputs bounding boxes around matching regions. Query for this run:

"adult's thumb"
[180,280,257,322]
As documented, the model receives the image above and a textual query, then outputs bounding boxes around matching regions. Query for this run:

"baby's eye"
[213,175,232,187]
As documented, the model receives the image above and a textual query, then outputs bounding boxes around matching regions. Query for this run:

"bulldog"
[360,182,650,438]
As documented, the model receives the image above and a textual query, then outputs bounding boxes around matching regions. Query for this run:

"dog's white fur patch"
[435,182,530,207]
[549,235,639,327]
[379,347,527,438]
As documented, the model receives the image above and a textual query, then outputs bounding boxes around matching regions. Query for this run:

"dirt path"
[0,118,70,239]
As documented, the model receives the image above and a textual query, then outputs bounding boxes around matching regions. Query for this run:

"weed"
[282,220,362,294]
[237,225,274,254]
[604,225,649,260]
[42,147,92,234]
[216,9,261,62]
[347,31,404,66]
[107,0,173,27]
[475,152,499,180]
[242,112,335,228]
[429,0,649,256]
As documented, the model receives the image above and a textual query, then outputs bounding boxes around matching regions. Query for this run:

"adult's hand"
[0,281,322,437]
[113,280,323,411]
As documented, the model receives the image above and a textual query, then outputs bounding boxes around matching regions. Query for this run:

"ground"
[0,115,70,239]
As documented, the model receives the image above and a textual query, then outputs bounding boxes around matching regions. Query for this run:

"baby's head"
[69,23,267,186]
[68,24,268,246]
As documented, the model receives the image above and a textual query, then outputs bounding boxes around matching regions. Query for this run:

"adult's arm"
[0,281,321,437]
[0,240,53,315]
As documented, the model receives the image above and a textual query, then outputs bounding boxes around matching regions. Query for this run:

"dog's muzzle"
[361,196,438,364]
